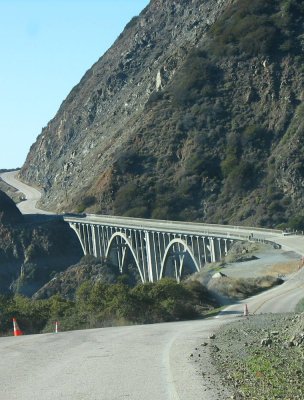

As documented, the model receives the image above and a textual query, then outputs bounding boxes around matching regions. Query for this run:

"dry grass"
[207,275,282,301]
[267,260,300,276]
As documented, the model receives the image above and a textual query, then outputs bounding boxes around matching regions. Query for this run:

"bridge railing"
[83,214,282,234]
[63,213,283,240]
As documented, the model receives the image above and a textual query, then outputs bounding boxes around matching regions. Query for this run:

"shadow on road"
[22,214,63,224]
[219,310,243,316]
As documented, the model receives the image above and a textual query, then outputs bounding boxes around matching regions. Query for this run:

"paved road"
[1,171,304,399]
[0,170,53,215]
[1,268,304,400]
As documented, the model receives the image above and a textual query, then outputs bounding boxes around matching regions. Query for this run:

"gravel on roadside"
[202,313,304,399]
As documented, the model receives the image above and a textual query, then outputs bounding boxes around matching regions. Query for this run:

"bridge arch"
[159,239,200,280]
[69,223,87,255]
[105,232,144,282]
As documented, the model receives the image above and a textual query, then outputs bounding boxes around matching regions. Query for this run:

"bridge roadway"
[71,212,283,241]
[66,213,304,248]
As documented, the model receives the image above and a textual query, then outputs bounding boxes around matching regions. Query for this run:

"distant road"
[0,170,53,215]
[2,170,304,257]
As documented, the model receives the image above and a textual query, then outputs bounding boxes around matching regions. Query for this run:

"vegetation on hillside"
[0,279,217,336]
[90,0,304,230]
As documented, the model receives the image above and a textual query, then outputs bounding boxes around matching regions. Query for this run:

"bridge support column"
[91,225,98,258]
[144,231,157,282]
[207,237,216,263]
[223,239,228,256]
[202,237,208,264]
[215,238,222,260]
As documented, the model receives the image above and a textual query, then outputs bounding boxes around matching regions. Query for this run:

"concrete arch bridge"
[63,214,283,283]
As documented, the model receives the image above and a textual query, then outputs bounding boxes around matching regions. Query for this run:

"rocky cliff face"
[20,0,304,228]
[0,190,23,224]
[0,191,82,295]
[20,0,232,209]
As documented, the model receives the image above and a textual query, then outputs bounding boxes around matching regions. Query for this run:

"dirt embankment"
[190,242,304,399]
[206,313,304,399]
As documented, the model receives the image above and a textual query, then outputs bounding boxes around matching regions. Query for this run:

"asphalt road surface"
[1,268,304,400]
[1,171,304,399]
[0,170,53,215]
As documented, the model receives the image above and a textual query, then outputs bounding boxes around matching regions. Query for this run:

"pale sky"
[0,0,149,169]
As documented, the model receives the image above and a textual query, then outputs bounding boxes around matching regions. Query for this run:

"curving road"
[1,172,304,399]
[0,170,53,215]
[1,269,304,400]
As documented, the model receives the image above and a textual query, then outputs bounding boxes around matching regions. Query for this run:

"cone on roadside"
[244,304,249,317]
[12,318,23,336]
[55,321,59,333]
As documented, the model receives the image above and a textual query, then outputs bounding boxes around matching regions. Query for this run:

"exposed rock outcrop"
[0,190,23,224]
[19,0,304,228]
[19,0,233,213]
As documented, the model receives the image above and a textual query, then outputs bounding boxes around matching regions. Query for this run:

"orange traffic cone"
[244,304,249,317]
[12,318,23,336]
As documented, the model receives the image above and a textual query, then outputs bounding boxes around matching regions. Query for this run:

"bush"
[241,125,270,148]
[226,161,257,191]
[170,51,220,105]
[0,277,219,335]
[115,150,143,174]
[123,206,149,218]
[221,153,238,178]
[288,215,304,230]
[151,206,172,220]
[113,182,142,215]
[209,0,304,58]
[75,195,96,213]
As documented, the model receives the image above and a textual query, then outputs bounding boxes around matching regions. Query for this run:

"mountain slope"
[19,0,233,210]
[0,189,23,224]
[0,189,82,295]
[20,0,304,228]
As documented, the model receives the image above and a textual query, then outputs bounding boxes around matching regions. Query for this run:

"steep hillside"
[32,255,141,300]
[0,189,83,295]
[0,190,23,224]
[19,0,233,211]
[20,0,304,228]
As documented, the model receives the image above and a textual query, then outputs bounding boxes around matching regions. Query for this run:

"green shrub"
[115,150,143,174]
[170,51,220,105]
[114,182,142,214]
[151,206,172,220]
[241,125,270,148]
[268,201,285,213]
[209,0,304,58]
[123,206,149,218]
[185,153,220,178]
[75,195,96,212]
[226,161,256,191]
[288,215,304,230]
[221,153,239,178]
